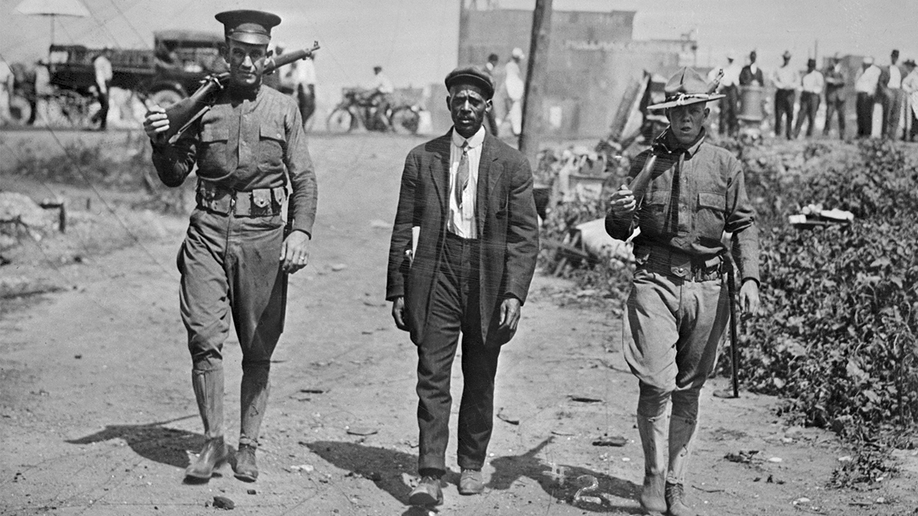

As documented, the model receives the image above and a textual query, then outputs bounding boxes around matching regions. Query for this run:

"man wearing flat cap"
[606,67,760,516]
[142,9,317,484]
[386,65,538,506]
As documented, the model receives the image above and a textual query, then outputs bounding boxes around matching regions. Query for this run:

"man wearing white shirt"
[902,59,918,142]
[855,56,882,138]
[366,65,395,130]
[771,50,798,139]
[794,58,824,138]
[712,52,741,136]
[386,66,538,507]
[880,49,904,139]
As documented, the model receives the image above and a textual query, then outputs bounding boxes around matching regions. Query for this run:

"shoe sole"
[408,492,442,506]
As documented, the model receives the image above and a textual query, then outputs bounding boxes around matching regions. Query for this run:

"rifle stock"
[162,42,320,143]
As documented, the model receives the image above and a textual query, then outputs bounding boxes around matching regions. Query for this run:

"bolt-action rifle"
[161,41,320,143]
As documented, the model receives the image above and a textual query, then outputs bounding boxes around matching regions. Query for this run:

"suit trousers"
[416,233,501,476]
[794,92,820,138]
[856,92,874,137]
[823,96,846,137]
[718,85,739,137]
[774,89,795,138]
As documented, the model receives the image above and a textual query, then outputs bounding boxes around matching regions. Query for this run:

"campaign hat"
[445,65,494,99]
[215,10,281,45]
[782,50,792,59]
[647,67,725,111]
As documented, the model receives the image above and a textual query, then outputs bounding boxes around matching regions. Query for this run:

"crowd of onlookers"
[707,49,918,142]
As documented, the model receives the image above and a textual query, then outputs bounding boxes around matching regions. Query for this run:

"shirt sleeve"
[150,127,197,188]
[283,102,318,237]
[724,157,760,284]
[604,151,646,241]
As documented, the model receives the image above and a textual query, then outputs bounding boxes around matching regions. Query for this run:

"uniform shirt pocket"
[258,122,286,169]
[198,125,229,174]
[639,190,669,236]
[695,191,726,237]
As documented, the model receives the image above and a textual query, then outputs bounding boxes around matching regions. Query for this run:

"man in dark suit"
[386,66,539,507]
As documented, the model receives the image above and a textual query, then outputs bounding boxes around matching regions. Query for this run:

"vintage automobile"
[28,30,226,126]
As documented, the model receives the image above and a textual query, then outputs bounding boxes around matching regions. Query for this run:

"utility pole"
[518,0,553,166]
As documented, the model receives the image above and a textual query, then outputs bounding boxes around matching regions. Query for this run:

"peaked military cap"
[445,66,494,100]
[215,10,281,45]
[647,67,725,111]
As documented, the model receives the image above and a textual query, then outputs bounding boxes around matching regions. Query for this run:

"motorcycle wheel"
[326,108,354,133]
[390,107,420,135]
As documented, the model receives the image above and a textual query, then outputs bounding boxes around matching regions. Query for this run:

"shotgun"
[162,41,320,143]
[721,231,740,398]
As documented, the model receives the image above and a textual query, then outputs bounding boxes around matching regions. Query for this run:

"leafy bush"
[739,139,918,486]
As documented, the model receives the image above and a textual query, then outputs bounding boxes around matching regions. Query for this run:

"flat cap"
[647,67,724,111]
[445,65,494,99]
[782,50,792,59]
[215,10,281,45]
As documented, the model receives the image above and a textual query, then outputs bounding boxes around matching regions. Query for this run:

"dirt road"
[1,131,914,515]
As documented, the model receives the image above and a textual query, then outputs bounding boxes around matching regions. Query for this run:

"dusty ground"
[1,129,916,515]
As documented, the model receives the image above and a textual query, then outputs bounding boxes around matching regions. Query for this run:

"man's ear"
[703,107,711,119]
[266,49,274,59]
[219,42,228,62]
[485,99,492,112]
[445,95,451,111]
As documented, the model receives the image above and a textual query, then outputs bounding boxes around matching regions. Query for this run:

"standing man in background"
[771,50,798,139]
[855,56,881,138]
[0,57,12,126]
[823,53,847,139]
[711,51,740,137]
[902,59,918,142]
[793,58,824,139]
[366,65,394,131]
[386,66,539,507]
[278,44,317,129]
[606,67,760,516]
[483,53,500,135]
[92,48,113,131]
[739,50,764,87]
[879,49,904,139]
[142,9,317,484]
[501,48,525,136]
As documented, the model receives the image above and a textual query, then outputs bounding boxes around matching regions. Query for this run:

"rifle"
[161,41,320,143]
[721,231,740,398]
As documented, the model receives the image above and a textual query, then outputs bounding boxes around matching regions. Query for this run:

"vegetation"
[539,137,918,487]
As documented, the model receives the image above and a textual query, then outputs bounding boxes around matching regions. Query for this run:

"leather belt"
[634,244,722,282]
[196,181,287,217]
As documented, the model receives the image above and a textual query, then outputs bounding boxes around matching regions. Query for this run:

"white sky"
[1,0,915,106]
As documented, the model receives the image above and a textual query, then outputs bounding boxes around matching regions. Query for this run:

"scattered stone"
[551,429,576,436]
[497,408,520,425]
[288,464,314,473]
[346,427,378,436]
[592,435,627,447]
[792,497,811,505]
[369,219,390,229]
[213,495,234,510]
[838,455,853,462]
[569,395,603,403]
[246,489,256,495]
[331,264,347,272]
[768,457,783,463]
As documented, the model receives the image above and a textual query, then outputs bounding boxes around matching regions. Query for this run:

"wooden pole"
[518,0,553,166]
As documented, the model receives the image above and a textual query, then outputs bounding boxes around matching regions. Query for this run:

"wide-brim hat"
[445,65,494,99]
[904,59,917,67]
[647,67,725,111]
[216,10,281,45]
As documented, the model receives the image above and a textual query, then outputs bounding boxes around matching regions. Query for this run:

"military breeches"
[178,208,288,372]
[623,269,729,421]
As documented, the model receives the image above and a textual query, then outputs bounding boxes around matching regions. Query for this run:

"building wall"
[456,7,694,139]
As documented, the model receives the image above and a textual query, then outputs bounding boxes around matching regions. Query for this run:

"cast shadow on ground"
[66,415,205,471]
[490,437,644,514]
[308,438,643,515]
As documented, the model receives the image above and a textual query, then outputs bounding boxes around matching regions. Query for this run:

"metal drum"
[738,85,765,122]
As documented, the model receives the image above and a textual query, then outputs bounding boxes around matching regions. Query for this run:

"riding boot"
[239,364,270,449]
[666,414,699,516]
[636,413,668,515]
[185,368,228,480]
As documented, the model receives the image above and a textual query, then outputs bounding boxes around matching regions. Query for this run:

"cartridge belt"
[195,181,286,217]
[633,244,722,282]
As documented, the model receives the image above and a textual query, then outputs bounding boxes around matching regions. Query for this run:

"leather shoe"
[408,475,443,506]
[233,444,258,482]
[665,482,696,516]
[640,473,667,514]
[458,468,484,495]
[184,437,229,481]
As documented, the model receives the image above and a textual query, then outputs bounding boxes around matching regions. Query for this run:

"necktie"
[456,142,470,208]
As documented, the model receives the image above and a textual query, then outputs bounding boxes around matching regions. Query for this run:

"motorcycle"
[326,87,421,135]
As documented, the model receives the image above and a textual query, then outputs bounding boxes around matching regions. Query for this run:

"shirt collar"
[653,127,707,158]
[451,126,486,150]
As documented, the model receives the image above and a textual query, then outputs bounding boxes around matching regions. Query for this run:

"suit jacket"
[386,130,539,347]
[739,65,764,87]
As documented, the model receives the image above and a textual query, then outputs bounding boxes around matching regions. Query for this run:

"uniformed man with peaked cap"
[142,9,317,483]
[605,67,760,515]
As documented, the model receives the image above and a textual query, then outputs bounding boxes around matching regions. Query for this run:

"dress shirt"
[888,65,902,89]
[94,55,113,93]
[447,126,485,239]
[801,70,825,94]
[368,72,394,94]
[772,65,799,90]
[721,62,741,87]
[855,65,882,93]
